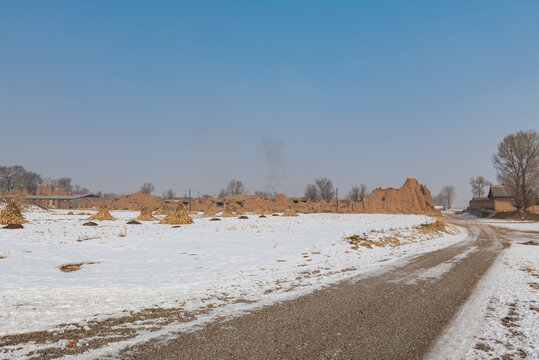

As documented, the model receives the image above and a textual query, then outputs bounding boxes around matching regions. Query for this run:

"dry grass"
[283,208,299,217]
[0,202,28,225]
[159,204,194,225]
[88,204,115,221]
[418,220,446,233]
[59,261,102,272]
[135,207,157,221]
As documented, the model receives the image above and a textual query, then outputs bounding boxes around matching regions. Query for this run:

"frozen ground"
[0,209,468,358]
[429,220,539,360]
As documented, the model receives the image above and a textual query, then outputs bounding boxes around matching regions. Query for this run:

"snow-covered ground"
[0,209,467,358]
[429,221,539,360]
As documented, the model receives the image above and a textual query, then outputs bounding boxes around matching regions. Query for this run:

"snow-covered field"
[0,209,467,358]
[429,221,539,360]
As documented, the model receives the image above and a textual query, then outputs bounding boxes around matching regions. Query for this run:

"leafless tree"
[254,190,277,199]
[469,176,491,198]
[304,183,319,201]
[162,188,175,200]
[72,184,90,194]
[315,178,335,201]
[140,182,155,194]
[493,129,539,211]
[347,184,368,202]
[0,165,25,193]
[16,171,43,194]
[226,178,245,195]
[435,185,456,209]
[55,177,72,192]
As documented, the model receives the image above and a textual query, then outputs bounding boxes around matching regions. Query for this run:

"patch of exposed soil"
[59,261,102,272]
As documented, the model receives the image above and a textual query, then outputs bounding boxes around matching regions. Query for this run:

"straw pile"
[255,206,273,215]
[203,204,218,217]
[153,206,171,215]
[88,203,115,221]
[159,203,194,225]
[220,207,234,217]
[135,207,158,221]
[283,208,299,217]
[0,202,28,225]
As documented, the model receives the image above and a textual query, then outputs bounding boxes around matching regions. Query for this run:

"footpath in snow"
[429,219,539,360]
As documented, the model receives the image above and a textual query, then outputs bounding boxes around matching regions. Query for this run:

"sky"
[1,1,538,206]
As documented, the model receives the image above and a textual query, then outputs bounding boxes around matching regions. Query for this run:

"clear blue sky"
[1,1,538,206]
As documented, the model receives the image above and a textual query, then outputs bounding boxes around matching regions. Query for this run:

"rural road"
[124,217,509,360]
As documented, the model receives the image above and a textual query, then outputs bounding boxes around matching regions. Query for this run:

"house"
[25,193,99,209]
[469,185,516,212]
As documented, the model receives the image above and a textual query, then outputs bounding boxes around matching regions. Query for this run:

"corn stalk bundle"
[159,203,194,224]
[0,202,28,225]
[88,203,115,221]
[135,207,158,221]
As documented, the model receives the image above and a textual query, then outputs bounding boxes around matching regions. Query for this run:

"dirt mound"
[159,204,194,225]
[126,220,141,225]
[210,218,221,221]
[0,202,28,225]
[357,178,438,215]
[83,222,98,226]
[259,215,267,218]
[3,223,23,229]
[153,206,172,215]
[272,213,280,216]
[88,203,115,221]
[135,207,157,221]
[283,208,298,217]
[220,208,234,217]
[238,215,249,219]
[107,192,164,210]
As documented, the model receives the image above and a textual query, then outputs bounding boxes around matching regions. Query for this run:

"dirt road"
[123,218,508,359]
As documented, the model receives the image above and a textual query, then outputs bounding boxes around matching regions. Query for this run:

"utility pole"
[188,189,191,211]
[336,187,339,213]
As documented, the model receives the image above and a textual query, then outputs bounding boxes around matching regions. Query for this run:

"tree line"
[0,165,89,195]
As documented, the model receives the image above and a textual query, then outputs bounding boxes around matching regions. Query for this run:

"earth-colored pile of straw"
[88,203,115,221]
[159,203,194,225]
[135,207,157,221]
[283,208,299,217]
[203,204,218,217]
[0,202,28,225]
[220,207,234,217]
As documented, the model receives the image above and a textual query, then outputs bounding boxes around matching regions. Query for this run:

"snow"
[0,210,467,358]
[480,219,539,232]
[428,228,539,360]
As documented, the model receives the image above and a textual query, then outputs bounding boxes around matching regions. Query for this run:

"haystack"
[0,202,28,225]
[88,203,115,221]
[135,207,158,221]
[203,204,218,217]
[159,203,194,225]
[220,207,234,217]
[283,208,299,217]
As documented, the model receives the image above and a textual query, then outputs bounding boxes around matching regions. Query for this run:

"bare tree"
[0,165,25,193]
[16,171,42,194]
[226,178,245,195]
[469,176,491,198]
[435,185,456,209]
[72,184,90,194]
[162,188,175,200]
[347,184,368,202]
[218,189,228,198]
[315,178,335,201]
[140,182,155,194]
[55,177,72,192]
[493,129,539,211]
[304,183,319,201]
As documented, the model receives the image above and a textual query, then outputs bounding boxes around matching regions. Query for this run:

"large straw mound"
[0,202,28,225]
[159,204,194,225]
[204,204,218,217]
[135,207,158,221]
[283,208,299,217]
[220,207,234,217]
[88,203,115,221]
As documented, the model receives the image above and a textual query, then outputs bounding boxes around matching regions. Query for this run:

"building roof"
[25,194,99,201]
[488,185,513,198]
